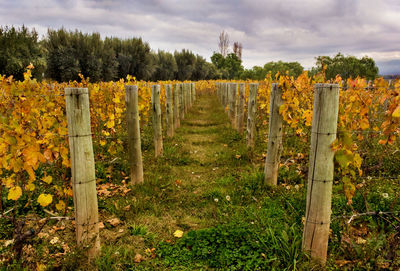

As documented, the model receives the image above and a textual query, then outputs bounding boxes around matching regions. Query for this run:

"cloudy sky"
[1,0,399,74]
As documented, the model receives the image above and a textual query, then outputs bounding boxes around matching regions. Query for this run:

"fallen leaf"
[335,259,352,267]
[134,253,143,263]
[52,226,65,232]
[173,230,183,238]
[50,237,59,244]
[98,222,105,229]
[356,237,367,244]
[107,218,121,227]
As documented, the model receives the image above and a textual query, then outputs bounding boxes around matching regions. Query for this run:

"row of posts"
[216,82,339,265]
[64,82,196,258]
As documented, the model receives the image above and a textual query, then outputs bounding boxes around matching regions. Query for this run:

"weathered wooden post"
[246,83,258,148]
[180,83,185,120]
[233,83,239,129]
[174,84,180,129]
[237,83,245,133]
[191,82,196,103]
[125,85,144,184]
[165,84,174,137]
[302,83,339,264]
[183,83,189,115]
[216,82,221,103]
[264,83,283,186]
[151,84,163,157]
[187,83,192,109]
[224,83,229,113]
[65,88,100,257]
[228,83,237,128]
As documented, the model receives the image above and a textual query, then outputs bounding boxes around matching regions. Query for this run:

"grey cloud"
[0,0,399,74]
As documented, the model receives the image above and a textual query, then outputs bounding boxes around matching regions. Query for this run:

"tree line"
[0,26,380,82]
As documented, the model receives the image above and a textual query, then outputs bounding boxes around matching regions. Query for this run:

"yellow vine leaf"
[392,105,400,118]
[8,186,22,201]
[55,200,66,211]
[359,119,369,130]
[42,175,53,184]
[25,182,35,191]
[37,194,53,207]
[106,120,115,128]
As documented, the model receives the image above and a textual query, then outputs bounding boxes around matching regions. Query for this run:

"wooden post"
[216,82,221,103]
[191,82,196,103]
[228,83,236,127]
[180,83,185,120]
[165,84,174,137]
[302,84,339,264]
[187,83,192,109]
[187,83,191,109]
[174,84,180,129]
[151,85,163,157]
[183,83,188,114]
[246,83,258,148]
[237,83,245,133]
[224,83,229,113]
[65,88,100,257]
[264,83,283,186]
[125,85,144,184]
[232,83,238,129]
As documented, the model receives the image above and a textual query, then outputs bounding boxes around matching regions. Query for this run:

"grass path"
[94,94,304,270]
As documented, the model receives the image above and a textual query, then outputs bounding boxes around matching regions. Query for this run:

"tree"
[313,53,379,80]
[240,61,304,80]
[45,29,80,82]
[45,29,119,82]
[211,53,225,70]
[0,26,46,80]
[174,49,196,80]
[210,52,243,79]
[152,50,177,81]
[263,61,303,78]
[110,37,155,81]
[233,42,242,60]
[224,53,243,79]
[218,30,229,57]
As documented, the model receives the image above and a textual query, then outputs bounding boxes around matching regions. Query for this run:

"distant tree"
[174,49,196,80]
[211,53,225,70]
[240,61,304,80]
[190,55,219,80]
[313,53,379,80]
[224,53,243,79]
[152,50,177,81]
[45,29,80,81]
[210,52,243,79]
[102,38,118,81]
[263,61,303,78]
[240,66,266,80]
[203,62,220,79]
[218,30,229,57]
[2,25,222,82]
[109,37,155,80]
[191,55,208,80]
[46,29,119,82]
[0,26,46,80]
[233,42,242,60]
